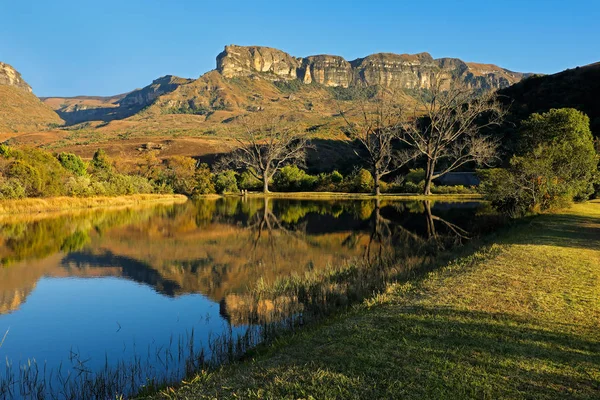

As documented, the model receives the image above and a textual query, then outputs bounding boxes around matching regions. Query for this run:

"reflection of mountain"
[0,199,486,319]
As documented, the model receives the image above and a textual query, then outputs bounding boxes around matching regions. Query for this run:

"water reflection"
[0,198,499,398]
[0,198,492,318]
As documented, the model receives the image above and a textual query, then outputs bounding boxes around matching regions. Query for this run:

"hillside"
[499,62,600,137]
[0,62,63,132]
[41,75,193,125]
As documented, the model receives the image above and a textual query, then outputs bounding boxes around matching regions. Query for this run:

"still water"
[0,198,497,399]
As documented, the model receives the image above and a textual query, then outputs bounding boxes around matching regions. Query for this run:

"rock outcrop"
[217,45,527,90]
[0,62,32,92]
[0,62,63,132]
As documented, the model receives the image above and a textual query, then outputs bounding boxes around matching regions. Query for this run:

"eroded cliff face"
[0,62,32,92]
[216,45,526,90]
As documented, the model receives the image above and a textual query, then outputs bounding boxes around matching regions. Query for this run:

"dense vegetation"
[480,108,598,215]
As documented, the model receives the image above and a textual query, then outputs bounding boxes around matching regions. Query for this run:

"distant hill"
[41,75,193,125]
[499,62,600,138]
[0,62,63,132]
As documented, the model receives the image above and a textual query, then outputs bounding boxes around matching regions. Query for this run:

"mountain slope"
[499,62,600,137]
[41,75,193,125]
[0,63,63,132]
[45,45,528,128]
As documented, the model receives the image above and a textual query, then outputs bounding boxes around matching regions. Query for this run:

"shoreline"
[223,192,483,201]
[142,200,600,399]
[0,194,188,216]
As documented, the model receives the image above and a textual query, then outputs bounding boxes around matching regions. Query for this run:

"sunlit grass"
[148,201,600,399]
[0,194,187,215]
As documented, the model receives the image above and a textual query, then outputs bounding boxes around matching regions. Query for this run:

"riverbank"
[0,194,188,215]
[231,191,482,201]
[146,200,600,399]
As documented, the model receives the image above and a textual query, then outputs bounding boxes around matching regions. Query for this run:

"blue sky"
[1,0,598,97]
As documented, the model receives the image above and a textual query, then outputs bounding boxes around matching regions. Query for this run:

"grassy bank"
[146,201,600,399]
[0,194,188,215]
[233,191,482,201]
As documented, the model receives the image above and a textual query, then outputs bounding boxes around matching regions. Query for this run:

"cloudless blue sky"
[1,0,598,97]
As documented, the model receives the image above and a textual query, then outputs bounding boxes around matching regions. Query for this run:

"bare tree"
[224,115,310,193]
[400,79,505,195]
[340,91,417,196]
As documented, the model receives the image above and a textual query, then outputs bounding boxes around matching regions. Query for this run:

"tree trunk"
[424,158,435,196]
[262,170,270,193]
[373,169,381,196]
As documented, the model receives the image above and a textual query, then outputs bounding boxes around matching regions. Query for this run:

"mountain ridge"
[216,45,528,90]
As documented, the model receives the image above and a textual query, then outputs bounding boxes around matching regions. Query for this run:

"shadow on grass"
[500,209,600,250]
[220,305,600,400]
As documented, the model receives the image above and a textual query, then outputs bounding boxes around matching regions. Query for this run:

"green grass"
[144,200,600,399]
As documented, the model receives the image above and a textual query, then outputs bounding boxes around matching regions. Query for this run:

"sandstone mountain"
[216,45,527,90]
[0,62,63,132]
[37,45,528,129]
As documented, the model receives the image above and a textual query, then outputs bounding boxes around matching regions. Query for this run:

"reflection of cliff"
[0,198,482,318]
[0,254,122,314]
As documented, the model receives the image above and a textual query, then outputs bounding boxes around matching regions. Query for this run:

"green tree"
[480,108,598,215]
[273,165,317,191]
[194,163,216,195]
[57,152,87,176]
[214,170,239,194]
[90,149,113,172]
[6,160,42,197]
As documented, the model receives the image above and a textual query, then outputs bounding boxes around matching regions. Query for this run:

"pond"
[0,198,500,399]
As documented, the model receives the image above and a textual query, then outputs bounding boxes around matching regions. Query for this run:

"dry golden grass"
[0,194,187,215]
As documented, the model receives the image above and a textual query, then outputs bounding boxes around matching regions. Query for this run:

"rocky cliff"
[0,62,33,92]
[0,62,63,132]
[217,45,526,90]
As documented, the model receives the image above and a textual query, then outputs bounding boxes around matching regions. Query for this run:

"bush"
[214,170,239,194]
[274,165,317,191]
[90,149,113,173]
[193,163,216,195]
[57,152,87,176]
[480,108,598,215]
[351,169,374,193]
[405,169,425,184]
[6,160,42,197]
[237,169,263,191]
[0,178,26,199]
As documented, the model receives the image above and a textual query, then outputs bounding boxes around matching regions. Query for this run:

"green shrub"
[405,169,425,184]
[274,165,317,191]
[0,178,26,199]
[90,149,113,173]
[57,152,87,176]
[193,163,216,196]
[237,169,263,191]
[480,108,599,215]
[214,170,239,194]
[350,169,374,193]
[6,160,42,197]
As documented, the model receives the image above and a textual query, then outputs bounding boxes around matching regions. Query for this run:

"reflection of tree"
[345,200,472,267]
[423,200,470,247]
[247,197,307,253]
